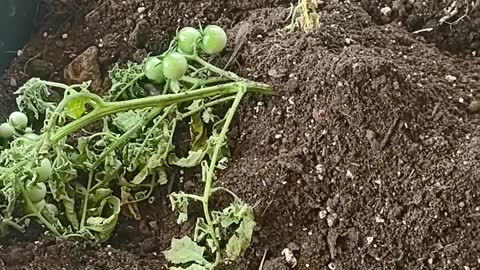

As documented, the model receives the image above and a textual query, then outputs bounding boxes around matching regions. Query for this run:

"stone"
[467,101,480,113]
[64,46,102,92]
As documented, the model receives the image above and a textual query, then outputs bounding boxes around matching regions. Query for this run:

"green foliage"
[0,24,271,269]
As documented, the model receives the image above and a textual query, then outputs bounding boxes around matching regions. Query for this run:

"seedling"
[0,24,271,269]
[285,0,320,32]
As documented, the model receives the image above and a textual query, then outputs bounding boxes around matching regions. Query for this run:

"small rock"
[327,213,338,227]
[366,129,376,141]
[366,236,374,245]
[380,6,392,16]
[319,210,328,219]
[467,101,480,113]
[137,6,146,13]
[328,262,337,270]
[445,75,457,82]
[263,257,289,270]
[129,19,149,48]
[346,170,354,179]
[9,77,17,87]
[281,248,297,268]
[26,59,55,78]
[64,46,102,92]
[62,33,68,39]
[268,68,287,78]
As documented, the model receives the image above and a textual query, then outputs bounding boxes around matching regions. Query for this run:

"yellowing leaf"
[225,218,256,260]
[65,96,91,119]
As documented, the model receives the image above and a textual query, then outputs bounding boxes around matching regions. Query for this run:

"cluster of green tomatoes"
[0,111,54,216]
[143,25,227,82]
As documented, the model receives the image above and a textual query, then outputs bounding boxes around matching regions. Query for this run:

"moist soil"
[1,0,480,269]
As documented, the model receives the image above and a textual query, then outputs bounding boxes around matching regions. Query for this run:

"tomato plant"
[0,24,272,269]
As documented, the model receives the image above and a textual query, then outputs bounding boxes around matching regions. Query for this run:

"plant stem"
[51,82,271,143]
[201,85,246,265]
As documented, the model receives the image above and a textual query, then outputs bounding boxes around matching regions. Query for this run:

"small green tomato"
[161,52,188,80]
[200,25,227,54]
[177,27,202,54]
[36,159,52,182]
[9,111,28,130]
[43,203,59,217]
[144,57,165,83]
[0,123,15,139]
[25,182,47,204]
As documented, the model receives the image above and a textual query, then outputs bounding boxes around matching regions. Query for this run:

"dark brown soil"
[1,0,480,269]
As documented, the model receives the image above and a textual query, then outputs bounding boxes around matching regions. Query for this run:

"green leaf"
[170,264,209,270]
[113,111,143,133]
[131,154,165,185]
[163,236,210,266]
[226,218,256,260]
[84,196,121,242]
[202,108,215,124]
[169,149,206,168]
[215,202,256,260]
[15,78,57,119]
[65,96,91,119]
[169,192,189,224]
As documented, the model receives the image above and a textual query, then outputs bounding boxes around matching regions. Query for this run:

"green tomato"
[177,27,202,54]
[9,111,28,130]
[0,123,15,139]
[144,57,165,83]
[161,52,188,80]
[25,199,46,214]
[201,25,227,54]
[24,127,33,133]
[43,203,59,217]
[25,182,47,204]
[36,159,52,182]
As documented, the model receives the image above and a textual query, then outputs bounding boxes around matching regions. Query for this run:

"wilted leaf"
[169,149,205,168]
[113,111,143,133]
[163,236,210,266]
[131,154,164,185]
[225,217,255,260]
[169,192,189,224]
[84,196,121,242]
[170,264,209,270]
[15,78,56,119]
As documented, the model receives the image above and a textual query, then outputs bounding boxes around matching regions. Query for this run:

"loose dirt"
[0,0,479,269]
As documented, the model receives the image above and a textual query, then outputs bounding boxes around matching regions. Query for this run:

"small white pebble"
[366,237,374,245]
[274,134,282,139]
[380,6,392,16]
[42,32,48,38]
[327,213,338,227]
[428,258,434,264]
[137,7,146,13]
[107,251,112,256]
[306,264,310,268]
[346,170,354,179]
[17,49,23,56]
[62,33,68,39]
[445,75,457,82]
[281,248,297,268]
[328,262,336,270]
[319,210,328,219]
[459,97,464,103]
[375,216,385,223]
